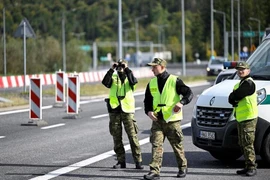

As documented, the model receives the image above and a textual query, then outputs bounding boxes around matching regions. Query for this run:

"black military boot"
[113,161,126,169]
[143,172,160,180]
[236,168,248,175]
[177,168,187,178]
[135,162,144,169]
[246,169,257,176]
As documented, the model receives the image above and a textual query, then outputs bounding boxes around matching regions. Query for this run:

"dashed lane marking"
[41,123,65,130]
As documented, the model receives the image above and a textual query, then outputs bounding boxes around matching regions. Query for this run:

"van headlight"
[257,88,266,105]
[206,67,210,72]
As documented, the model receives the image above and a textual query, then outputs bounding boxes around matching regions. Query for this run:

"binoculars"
[113,63,125,69]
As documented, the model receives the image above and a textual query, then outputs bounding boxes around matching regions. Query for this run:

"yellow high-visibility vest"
[149,75,183,121]
[233,77,258,122]
[109,74,135,113]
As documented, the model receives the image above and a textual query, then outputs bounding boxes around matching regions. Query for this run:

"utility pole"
[62,12,66,72]
[118,0,123,59]
[3,8,7,76]
[211,0,214,58]
[231,0,234,61]
[181,0,186,76]
[237,0,240,61]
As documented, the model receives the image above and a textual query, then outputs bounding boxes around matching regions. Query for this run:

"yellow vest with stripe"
[233,77,258,122]
[109,74,135,113]
[149,75,183,121]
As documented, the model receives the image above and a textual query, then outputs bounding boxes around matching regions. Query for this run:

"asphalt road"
[0,82,269,180]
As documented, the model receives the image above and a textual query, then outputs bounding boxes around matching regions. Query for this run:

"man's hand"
[147,111,158,121]
[111,63,118,70]
[173,102,183,113]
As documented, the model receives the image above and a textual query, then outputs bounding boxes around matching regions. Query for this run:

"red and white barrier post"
[53,70,65,107]
[21,77,47,126]
[64,75,80,119]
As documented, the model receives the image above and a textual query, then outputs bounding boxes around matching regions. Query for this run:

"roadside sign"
[243,46,248,52]
[250,44,256,52]
[100,56,109,61]
[80,45,91,52]
[14,18,36,38]
[243,31,255,37]
[243,31,265,38]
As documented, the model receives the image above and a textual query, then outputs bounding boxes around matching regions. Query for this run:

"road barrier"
[0,68,153,89]
[64,75,80,119]
[53,70,65,107]
[21,77,48,126]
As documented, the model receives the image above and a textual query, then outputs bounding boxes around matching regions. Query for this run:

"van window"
[234,39,270,80]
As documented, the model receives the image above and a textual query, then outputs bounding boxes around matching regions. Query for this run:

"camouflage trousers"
[237,118,258,169]
[109,112,142,164]
[149,119,187,174]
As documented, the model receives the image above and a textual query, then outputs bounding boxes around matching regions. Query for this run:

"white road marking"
[91,114,108,119]
[181,122,191,129]
[0,136,5,139]
[0,105,52,116]
[135,107,142,110]
[29,123,191,180]
[41,123,65,130]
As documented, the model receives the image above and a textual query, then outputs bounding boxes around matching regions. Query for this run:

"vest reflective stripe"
[109,74,135,113]
[149,75,182,121]
[233,78,258,122]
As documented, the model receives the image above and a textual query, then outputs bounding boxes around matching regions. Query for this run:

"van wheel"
[261,132,270,164]
[209,151,242,161]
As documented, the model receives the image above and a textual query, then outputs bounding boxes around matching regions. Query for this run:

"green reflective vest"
[233,77,258,122]
[109,74,135,113]
[149,75,183,122]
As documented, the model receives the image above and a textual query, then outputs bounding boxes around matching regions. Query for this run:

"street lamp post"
[237,0,240,60]
[135,15,147,66]
[181,0,186,76]
[231,0,240,61]
[118,0,123,59]
[210,0,214,58]
[62,12,66,72]
[62,9,78,72]
[213,9,226,58]
[3,8,6,76]
[249,17,261,45]
[231,0,234,61]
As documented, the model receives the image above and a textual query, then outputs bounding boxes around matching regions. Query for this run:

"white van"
[191,33,270,164]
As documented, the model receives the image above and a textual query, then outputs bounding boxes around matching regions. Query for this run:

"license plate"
[200,131,215,140]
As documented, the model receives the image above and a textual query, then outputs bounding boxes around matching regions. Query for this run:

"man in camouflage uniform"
[228,61,258,176]
[143,58,193,179]
[102,59,143,169]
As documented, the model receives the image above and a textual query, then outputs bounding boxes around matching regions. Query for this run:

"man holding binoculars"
[102,59,144,169]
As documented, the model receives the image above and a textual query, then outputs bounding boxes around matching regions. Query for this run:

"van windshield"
[234,39,270,80]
